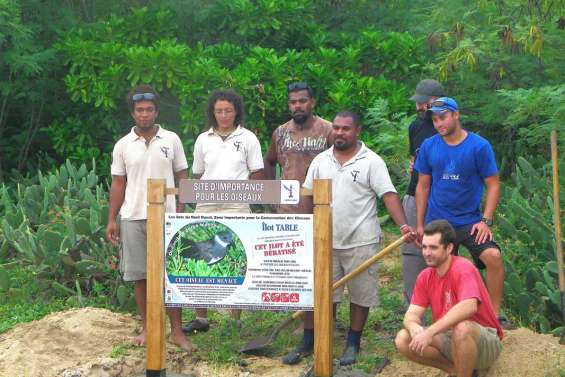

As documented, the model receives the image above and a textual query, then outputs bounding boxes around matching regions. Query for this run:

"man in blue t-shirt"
[414,97,505,323]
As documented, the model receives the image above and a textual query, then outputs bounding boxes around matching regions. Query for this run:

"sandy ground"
[379,327,565,377]
[0,308,563,377]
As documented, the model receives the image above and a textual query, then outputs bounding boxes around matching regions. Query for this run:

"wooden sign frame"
[145,178,333,377]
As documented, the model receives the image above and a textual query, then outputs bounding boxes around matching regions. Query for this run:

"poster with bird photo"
[164,213,314,310]
[166,221,246,279]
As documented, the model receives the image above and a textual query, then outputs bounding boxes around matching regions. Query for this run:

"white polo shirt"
[303,142,396,249]
[192,126,264,211]
[111,125,188,220]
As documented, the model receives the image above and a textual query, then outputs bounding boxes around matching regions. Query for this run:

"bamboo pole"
[550,131,565,338]
[313,179,333,377]
[146,179,167,376]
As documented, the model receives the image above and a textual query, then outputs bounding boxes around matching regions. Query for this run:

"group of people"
[106,79,506,376]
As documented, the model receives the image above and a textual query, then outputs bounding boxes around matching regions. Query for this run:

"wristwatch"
[481,217,493,226]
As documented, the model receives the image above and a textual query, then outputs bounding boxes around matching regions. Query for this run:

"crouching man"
[395,220,503,377]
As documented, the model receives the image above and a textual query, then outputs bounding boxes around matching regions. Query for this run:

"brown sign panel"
[178,179,300,205]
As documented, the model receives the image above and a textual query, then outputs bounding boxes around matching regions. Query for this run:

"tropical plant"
[496,157,565,332]
[0,160,134,309]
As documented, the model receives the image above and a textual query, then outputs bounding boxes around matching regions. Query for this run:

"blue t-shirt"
[414,132,498,227]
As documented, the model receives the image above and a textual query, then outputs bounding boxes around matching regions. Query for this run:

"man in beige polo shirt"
[285,111,415,366]
[106,84,193,352]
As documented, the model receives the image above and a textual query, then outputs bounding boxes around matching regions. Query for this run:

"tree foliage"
[0,0,564,332]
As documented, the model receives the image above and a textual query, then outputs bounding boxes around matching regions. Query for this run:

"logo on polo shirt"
[351,170,360,182]
[160,146,170,158]
[233,141,242,151]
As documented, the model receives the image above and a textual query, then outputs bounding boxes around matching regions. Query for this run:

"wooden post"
[550,131,565,333]
[146,179,167,376]
[313,179,333,377]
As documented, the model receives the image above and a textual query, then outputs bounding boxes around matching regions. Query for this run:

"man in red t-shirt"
[395,220,502,376]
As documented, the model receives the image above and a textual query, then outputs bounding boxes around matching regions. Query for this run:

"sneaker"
[182,319,210,334]
[339,344,359,366]
[498,316,516,330]
[282,343,313,365]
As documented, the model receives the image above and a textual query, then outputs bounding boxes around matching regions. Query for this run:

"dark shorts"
[454,224,500,270]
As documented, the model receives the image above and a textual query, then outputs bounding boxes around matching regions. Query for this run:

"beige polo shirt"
[303,142,396,249]
[111,125,188,220]
[192,126,264,212]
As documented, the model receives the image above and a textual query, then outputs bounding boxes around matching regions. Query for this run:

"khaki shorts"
[332,243,380,308]
[441,325,502,369]
[119,219,147,282]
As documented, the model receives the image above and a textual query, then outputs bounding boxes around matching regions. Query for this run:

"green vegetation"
[0,160,136,322]
[166,222,246,277]
[496,157,565,333]
[178,254,406,374]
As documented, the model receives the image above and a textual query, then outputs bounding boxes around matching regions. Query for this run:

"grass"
[0,264,130,334]
[0,265,73,333]
[1,227,409,374]
[179,227,409,374]
[166,221,247,277]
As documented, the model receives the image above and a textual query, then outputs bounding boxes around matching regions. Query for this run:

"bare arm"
[263,133,278,180]
[471,174,500,243]
[250,170,264,180]
[174,169,188,212]
[382,192,408,226]
[415,173,431,245]
[409,155,415,174]
[409,298,478,355]
[382,192,415,241]
[482,175,500,221]
[106,175,126,245]
[403,304,427,338]
[427,298,478,335]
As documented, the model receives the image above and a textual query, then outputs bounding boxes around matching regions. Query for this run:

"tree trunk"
[18,99,45,172]
[0,72,12,181]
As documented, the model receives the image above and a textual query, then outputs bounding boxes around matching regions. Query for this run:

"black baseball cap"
[410,79,445,103]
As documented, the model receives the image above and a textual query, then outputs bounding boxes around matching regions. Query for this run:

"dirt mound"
[0,308,563,377]
[378,327,565,377]
[0,308,303,377]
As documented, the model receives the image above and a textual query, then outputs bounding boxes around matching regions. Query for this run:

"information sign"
[164,213,314,310]
[178,179,301,205]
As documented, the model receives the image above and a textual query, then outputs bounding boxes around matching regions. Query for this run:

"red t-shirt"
[411,256,503,339]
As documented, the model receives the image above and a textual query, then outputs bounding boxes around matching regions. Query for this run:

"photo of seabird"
[166,221,247,279]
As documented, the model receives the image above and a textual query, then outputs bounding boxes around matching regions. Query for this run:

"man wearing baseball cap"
[402,79,445,305]
[413,97,506,324]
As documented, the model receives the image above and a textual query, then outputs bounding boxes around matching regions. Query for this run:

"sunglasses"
[131,92,156,102]
[287,82,310,91]
[431,100,447,107]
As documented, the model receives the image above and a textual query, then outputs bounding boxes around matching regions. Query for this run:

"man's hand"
[470,221,492,244]
[407,323,424,339]
[106,220,120,245]
[415,224,424,248]
[409,328,434,356]
[400,225,417,243]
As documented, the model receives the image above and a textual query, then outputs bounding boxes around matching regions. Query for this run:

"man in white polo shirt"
[291,110,414,366]
[106,84,193,352]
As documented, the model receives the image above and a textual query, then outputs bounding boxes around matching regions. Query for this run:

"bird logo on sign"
[282,183,295,199]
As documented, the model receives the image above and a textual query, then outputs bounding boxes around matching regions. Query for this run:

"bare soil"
[379,327,565,377]
[0,308,563,377]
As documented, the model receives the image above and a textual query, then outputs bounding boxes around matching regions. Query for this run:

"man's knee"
[451,321,480,345]
[480,247,503,269]
[395,329,411,354]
